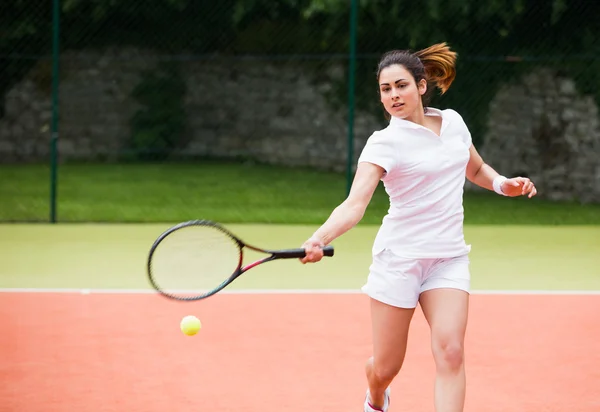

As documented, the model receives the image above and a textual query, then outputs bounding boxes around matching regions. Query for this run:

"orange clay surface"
[2,292,599,411]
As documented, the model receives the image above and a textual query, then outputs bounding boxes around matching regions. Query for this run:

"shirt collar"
[389,107,448,132]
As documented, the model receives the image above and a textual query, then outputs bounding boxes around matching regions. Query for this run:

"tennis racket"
[147,219,334,301]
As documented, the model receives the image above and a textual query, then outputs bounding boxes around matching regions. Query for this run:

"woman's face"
[378,64,426,120]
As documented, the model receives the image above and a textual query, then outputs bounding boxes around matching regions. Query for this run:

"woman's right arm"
[301,161,385,263]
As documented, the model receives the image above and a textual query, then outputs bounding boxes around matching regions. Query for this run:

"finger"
[309,250,322,260]
[308,249,321,260]
[300,248,311,263]
[529,186,537,198]
[526,182,535,193]
[515,177,532,188]
[509,179,521,187]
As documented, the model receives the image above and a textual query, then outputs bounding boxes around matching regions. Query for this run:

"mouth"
[392,103,404,108]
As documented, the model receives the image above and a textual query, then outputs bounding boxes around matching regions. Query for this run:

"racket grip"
[273,245,335,259]
[322,245,335,257]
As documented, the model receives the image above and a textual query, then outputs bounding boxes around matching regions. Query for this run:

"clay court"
[2,290,599,411]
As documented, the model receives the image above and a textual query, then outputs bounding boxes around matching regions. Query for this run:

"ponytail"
[414,42,457,95]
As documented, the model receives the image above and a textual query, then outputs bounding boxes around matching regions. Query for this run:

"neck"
[404,106,426,126]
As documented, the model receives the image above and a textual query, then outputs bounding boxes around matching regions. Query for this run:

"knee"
[432,336,464,372]
[368,359,401,384]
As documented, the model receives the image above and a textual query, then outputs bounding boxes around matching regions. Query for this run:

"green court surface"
[2,223,599,291]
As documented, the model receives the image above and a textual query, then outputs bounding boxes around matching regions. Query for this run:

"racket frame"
[147,219,333,301]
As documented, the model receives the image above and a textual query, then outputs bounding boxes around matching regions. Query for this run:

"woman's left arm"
[465,145,537,198]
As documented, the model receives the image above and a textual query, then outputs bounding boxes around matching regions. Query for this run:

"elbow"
[466,162,484,183]
[350,204,367,224]
[341,199,367,225]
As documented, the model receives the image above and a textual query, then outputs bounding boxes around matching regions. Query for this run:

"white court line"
[0,288,599,295]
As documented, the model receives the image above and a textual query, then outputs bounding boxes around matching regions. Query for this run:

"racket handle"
[273,245,335,259]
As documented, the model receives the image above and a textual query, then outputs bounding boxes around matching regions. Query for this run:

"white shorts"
[361,249,471,309]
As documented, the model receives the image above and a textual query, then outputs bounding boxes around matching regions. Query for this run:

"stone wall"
[1,49,599,203]
[475,68,600,203]
[0,48,382,171]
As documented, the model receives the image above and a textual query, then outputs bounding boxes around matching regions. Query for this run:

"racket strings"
[149,225,242,298]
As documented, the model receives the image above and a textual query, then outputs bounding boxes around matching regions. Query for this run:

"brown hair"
[376,42,457,116]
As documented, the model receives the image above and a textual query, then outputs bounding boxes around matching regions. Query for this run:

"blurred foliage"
[128,61,187,161]
[4,0,595,55]
[1,0,599,143]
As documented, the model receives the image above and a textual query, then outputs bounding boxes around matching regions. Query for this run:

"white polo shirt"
[358,107,472,258]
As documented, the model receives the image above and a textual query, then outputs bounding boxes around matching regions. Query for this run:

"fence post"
[345,0,358,196]
[49,0,60,223]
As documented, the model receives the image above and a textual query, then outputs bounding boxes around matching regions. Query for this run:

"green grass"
[2,161,600,224]
[4,163,598,292]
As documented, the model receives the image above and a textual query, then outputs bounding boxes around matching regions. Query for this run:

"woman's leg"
[419,288,469,412]
[365,297,415,409]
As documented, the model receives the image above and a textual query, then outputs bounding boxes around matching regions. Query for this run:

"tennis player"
[300,43,537,412]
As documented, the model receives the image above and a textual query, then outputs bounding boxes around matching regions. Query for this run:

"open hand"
[501,177,537,198]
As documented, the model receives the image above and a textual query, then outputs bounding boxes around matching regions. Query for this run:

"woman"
[300,43,537,412]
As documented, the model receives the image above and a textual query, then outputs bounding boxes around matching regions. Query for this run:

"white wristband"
[493,175,508,196]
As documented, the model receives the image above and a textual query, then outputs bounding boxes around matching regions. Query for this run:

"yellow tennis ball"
[180,315,202,336]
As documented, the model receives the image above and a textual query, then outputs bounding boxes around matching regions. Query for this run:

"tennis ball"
[180,315,202,336]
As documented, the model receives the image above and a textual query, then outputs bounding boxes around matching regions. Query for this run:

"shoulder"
[439,108,467,125]
[431,107,471,132]
[364,125,397,145]
[360,128,396,156]
[361,126,402,155]
[358,125,399,172]
[437,108,472,145]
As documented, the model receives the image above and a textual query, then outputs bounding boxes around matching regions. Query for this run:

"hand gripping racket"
[147,220,334,301]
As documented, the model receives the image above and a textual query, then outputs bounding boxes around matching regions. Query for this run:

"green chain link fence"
[1,0,599,222]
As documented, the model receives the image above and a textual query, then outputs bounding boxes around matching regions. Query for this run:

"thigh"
[370,297,415,371]
[418,288,469,344]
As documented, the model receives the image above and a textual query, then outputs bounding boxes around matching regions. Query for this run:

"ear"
[418,79,427,96]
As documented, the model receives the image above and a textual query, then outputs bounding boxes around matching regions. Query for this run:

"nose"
[391,88,400,99]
